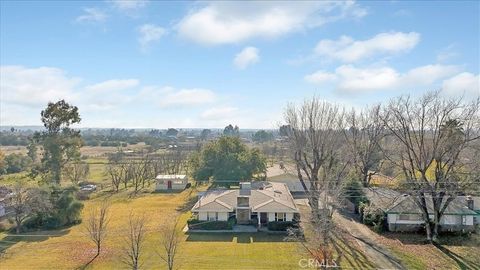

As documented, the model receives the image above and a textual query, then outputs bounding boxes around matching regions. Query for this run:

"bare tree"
[85,201,110,257]
[382,91,480,241]
[283,98,348,218]
[106,164,124,192]
[284,98,351,264]
[128,157,151,194]
[64,161,89,185]
[122,213,148,270]
[344,105,385,187]
[158,216,181,270]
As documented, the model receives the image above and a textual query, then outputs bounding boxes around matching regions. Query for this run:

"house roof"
[192,182,299,213]
[386,195,478,215]
[266,165,309,192]
[155,175,186,180]
[364,187,402,211]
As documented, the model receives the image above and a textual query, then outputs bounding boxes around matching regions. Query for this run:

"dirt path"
[334,212,405,270]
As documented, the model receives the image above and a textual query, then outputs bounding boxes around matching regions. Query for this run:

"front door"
[260,212,268,224]
[167,181,172,189]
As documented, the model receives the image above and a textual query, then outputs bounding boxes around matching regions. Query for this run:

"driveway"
[335,212,405,270]
[296,199,404,269]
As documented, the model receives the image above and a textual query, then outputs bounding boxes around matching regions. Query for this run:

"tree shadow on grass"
[433,243,480,270]
[75,253,99,270]
[0,229,70,255]
[331,231,377,270]
[176,194,198,213]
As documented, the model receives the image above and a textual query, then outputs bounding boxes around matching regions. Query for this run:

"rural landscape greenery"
[1,1,479,270]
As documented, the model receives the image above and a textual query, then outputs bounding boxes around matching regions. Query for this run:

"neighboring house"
[191,181,299,227]
[364,187,402,212]
[155,175,188,191]
[266,165,309,197]
[386,195,479,232]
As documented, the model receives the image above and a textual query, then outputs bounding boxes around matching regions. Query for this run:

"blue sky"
[1,0,479,129]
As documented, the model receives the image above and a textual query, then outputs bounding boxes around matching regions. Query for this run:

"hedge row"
[187,219,233,230]
[267,221,296,231]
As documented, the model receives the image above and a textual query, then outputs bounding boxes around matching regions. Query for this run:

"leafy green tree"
[0,150,6,174]
[343,173,368,213]
[252,130,273,143]
[26,139,38,163]
[200,129,211,140]
[223,124,239,137]
[278,125,291,137]
[36,100,82,184]
[166,128,178,137]
[4,153,32,174]
[189,136,266,183]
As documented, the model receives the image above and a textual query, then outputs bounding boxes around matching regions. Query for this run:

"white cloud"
[110,0,148,11]
[157,88,217,108]
[314,32,420,62]
[234,47,260,69]
[304,70,337,84]
[76,8,108,23]
[85,79,139,92]
[177,1,366,45]
[201,106,239,120]
[305,64,459,93]
[0,66,80,106]
[0,65,228,127]
[138,24,166,51]
[442,72,480,97]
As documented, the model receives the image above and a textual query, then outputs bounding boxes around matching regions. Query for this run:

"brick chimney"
[466,196,474,210]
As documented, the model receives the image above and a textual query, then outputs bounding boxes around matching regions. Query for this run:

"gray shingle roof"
[386,195,478,215]
[192,182,299,213]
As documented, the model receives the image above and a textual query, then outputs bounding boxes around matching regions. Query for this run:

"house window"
[462,215,467,225]
[275,213,285,222]
[398,214,422,221]
[207,212,218,221]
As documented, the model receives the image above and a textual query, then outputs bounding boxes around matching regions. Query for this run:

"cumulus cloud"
[177,1,366,45]
[442,72,480,97]
[0,65,80,106]
[138,24,166,51]
[304,70,337,84]
[0,65,222,127]
[305,64,459,93]
[234,47,260,69]
[76,8,108,23]
[314,32,420,62]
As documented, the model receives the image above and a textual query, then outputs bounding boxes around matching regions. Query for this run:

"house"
[155,175,188,191]
[364,187,403,212]
[191,181,299,227]
[386,195,479,232]
[266,165,309,197]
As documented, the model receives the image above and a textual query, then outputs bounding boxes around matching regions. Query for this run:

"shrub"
[267,221,296,231]
[187,219,232,230]
[227,216,237,228]
[362,204,386,232]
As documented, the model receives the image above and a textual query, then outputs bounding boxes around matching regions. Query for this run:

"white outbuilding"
[155,175,188,191]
